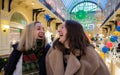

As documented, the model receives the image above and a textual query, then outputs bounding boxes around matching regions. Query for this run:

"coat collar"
[65,53,81,75]
[48,48,81,75]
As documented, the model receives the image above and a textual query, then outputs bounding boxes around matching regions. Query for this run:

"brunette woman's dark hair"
[53,20,90,56]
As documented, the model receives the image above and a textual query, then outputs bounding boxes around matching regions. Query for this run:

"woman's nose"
[40,29,44,32]
[58,27,62,32]
[58,29,61,33]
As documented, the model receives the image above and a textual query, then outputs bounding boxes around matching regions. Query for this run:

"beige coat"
[46,46,111,75]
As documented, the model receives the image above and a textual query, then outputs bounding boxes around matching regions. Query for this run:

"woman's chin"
[37,37,44,39]
[59,39,64,44]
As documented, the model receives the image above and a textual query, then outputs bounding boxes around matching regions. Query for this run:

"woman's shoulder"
[11,42,22,55]
[81,46,100,65]
[46,46,61,56]
[86,45,98,57]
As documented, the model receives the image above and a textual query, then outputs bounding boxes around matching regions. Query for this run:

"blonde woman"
[5,21,50,75]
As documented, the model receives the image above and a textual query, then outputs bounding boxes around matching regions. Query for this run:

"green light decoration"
[69,1,102,31]
[17,29,21,32]
[76,10,87,19]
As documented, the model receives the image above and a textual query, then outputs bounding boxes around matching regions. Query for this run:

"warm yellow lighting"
[2,25,10,32]
[32,2,34,5]
[3,25,10,29]
[1,20,9,25]
[88,34,91,37]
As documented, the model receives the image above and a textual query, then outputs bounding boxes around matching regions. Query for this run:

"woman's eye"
[37,28,40,30]
[62,26,64,29]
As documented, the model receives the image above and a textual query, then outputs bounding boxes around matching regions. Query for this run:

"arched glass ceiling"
[70,2,103,31]
[71,2,101,12]
[62,0,108,12]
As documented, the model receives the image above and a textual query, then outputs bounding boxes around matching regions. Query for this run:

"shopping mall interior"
[0,0,120,75]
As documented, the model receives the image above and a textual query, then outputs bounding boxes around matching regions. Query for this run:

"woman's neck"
[36,39,44,47]
[64,41,69,49]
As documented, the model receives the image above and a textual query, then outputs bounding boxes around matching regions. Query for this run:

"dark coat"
[46,46,111,75]
[4,43,50,75]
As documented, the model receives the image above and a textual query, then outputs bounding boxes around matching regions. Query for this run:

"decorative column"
[0,10,10,55]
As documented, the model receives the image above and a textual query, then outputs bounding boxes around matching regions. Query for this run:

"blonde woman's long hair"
[18,21,41,51]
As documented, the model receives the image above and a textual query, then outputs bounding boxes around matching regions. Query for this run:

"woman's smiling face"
[58,22,67,44]
[34,22,45,39]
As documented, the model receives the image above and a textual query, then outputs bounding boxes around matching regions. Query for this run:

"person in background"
[5,21,50,75]
[46,20,110,75]
[116,43,120,52]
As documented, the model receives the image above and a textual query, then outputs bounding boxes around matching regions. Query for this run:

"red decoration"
[106,41,113,48]
[118,21,120,26]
